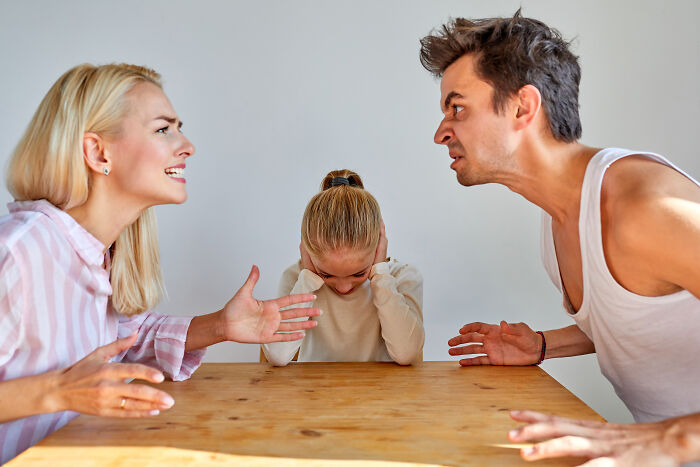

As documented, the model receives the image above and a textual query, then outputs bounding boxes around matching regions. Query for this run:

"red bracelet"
[535,331,546,365]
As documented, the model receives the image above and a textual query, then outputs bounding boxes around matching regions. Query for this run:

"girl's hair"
[301,169,381,257]
[6,63,165,316]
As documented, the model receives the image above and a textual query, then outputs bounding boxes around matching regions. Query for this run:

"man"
[421,10,700,465]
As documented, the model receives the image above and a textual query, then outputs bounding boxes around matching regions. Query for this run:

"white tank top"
[541,147,700,423]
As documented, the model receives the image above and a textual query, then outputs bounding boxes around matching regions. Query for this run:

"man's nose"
[434,119,453,145]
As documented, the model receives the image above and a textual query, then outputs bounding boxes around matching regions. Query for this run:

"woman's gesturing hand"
[508,410,700,466]
[47,333,174,417]
[447,321,542,366]
[219,265,321,343]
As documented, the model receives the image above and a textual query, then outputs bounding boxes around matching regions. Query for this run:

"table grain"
[8,362,603,466]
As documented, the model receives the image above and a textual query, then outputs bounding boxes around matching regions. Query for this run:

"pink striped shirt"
[0,199,205,463]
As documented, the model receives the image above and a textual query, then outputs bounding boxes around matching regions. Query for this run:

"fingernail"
[312,295,317,300]
[522,447,534,456]
[161,396,175,408]
[153,373,165,383]
[508,429,518,439]
[318,309,323,315]
[149,410,160,416]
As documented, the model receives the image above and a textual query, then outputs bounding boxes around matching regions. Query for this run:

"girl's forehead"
[313,248,374,275]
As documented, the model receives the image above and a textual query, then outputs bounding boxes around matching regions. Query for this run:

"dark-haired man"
[422,11,700,465]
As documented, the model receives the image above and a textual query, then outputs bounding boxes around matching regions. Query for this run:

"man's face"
[433,54,517,187]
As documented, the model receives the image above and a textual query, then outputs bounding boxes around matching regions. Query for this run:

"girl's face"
[311,247,374,295]
[105,82,195,209]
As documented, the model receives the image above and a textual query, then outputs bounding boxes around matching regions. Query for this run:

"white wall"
[1,0,698,424]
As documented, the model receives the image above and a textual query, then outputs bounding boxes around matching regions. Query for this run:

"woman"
[0,63,320,462]
[262,169,424,366]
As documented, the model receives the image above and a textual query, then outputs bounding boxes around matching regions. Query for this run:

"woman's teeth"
[165,167,184,178]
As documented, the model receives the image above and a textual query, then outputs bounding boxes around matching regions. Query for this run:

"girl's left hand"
[219,265,320,343]
[373,220,388,265]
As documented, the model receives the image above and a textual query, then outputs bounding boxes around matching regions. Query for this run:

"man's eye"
[156,126,169,134]
[452,104,464,115]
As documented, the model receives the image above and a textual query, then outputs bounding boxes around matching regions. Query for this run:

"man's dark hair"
[420,9,582,142]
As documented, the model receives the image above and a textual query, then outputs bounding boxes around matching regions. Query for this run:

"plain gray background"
[1,0,698,424]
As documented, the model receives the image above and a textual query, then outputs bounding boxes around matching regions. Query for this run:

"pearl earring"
[103,167,110,175]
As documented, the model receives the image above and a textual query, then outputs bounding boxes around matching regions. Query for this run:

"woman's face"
[105,82,195,208]
[311,247,374,295]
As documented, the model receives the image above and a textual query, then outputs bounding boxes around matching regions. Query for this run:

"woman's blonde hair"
[301,169,381,257]
[7,63,165,316]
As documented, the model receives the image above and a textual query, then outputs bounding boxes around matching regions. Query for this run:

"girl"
[262,170,424,366]
[0,63,319,462]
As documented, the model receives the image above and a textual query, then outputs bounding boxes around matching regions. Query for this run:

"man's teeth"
[165,168,184,178]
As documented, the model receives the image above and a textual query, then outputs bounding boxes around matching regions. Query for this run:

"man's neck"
[503,140,601,225]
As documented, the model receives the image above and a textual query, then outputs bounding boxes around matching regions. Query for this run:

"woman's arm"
[0,334,173,424]
[262,261,325,366]
[371,261,425,365]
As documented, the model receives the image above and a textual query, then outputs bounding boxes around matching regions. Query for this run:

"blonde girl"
[0,63,319,462]
[262,170,424,365]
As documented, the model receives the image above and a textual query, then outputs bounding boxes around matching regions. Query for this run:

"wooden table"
[9,362,603,466]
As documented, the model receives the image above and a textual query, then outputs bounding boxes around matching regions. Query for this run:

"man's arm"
[509,410,700,465]
[448,322,594,366]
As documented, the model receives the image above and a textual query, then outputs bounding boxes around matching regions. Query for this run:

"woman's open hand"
[219,265,321,343]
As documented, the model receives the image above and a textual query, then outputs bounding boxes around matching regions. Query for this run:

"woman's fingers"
[120,382,175,409]
[273,293,317,309]
[279,306,321,320]
[277,321,317,332]
[266,332,306,342]
[104,362,165,384]
[94,332,138,362]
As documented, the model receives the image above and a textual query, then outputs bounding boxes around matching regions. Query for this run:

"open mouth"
[165,167,185,179]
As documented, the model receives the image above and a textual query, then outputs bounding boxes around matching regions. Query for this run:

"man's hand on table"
[447,321,542,365]
[508,410,700,466]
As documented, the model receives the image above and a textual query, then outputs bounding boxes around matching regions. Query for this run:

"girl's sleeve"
[370,261,425,365]
[262,262,324,366]
[116,312,206,382]
[0,249,24,370]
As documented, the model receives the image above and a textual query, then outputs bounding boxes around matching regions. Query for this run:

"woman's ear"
[82,132,111,175]
[513,84,542,131]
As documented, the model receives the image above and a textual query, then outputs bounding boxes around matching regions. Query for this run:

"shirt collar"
[8,199,107,267]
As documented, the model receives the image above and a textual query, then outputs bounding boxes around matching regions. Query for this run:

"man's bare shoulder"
[600,154,700,294]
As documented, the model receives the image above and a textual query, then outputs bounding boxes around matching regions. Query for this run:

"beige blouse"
[262,258,424,366]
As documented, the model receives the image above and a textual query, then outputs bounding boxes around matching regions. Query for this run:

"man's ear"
[513,84,542,131]
[82,132,111,175]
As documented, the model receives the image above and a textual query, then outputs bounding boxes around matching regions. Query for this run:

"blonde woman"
[262,170,424,366]
[0,64,320,462]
